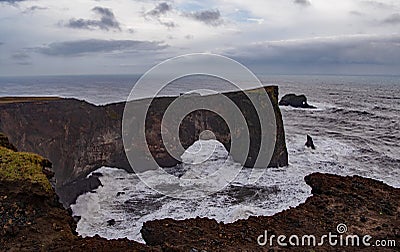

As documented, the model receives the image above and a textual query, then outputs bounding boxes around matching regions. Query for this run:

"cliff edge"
[1,134,398,251]
[0,133,156,251]
[0,86,288,205]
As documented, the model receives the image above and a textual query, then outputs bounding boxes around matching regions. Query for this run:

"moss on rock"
[0,146,52,192]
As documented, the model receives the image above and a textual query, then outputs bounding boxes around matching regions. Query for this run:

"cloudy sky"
[0,0,399,76]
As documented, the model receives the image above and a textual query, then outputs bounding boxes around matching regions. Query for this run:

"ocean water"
[1,74,399,242]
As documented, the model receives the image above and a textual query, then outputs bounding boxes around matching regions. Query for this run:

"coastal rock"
[142,173,400,251]
[279,93,316,108]
[2,135,398,251]
[57,173,103,207]
[0,132,17,152]
[107,219,116,226]
[305,134,316,149]
[0,87,288,205]
[0,139,157,251]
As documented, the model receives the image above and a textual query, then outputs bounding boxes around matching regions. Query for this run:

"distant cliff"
[0,86,288,203]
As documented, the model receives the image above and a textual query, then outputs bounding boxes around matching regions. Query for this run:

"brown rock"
[142,173,400,251]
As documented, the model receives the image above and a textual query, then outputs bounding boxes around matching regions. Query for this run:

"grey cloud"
[145,4,222,28]
[349,10,364,16]
[66,6,121,31]
[360,1,393,9]
[0,0,26,4]
[23,6,47,13]
[383,13,400,25]
[227,35,400,66]
[16,62,32,65]
[146,2,172,17]
[159,20,176,28]
[11,52,31,65]
[145,2,177,28]
[185,34,194,40]
[11,52,30,60]
[35,39,168,56]
[184,9,223,26]
[294,0,311,6]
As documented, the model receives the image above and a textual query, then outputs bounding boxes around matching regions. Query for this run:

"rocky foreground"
[1,134,399,251]
[0,134,154,251]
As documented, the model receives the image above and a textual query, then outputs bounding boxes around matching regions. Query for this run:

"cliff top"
[0,133,52,192]
[0,133,155,251]
[0,97,61,104]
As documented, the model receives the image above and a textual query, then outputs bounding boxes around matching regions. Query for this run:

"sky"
[0,0,399,76]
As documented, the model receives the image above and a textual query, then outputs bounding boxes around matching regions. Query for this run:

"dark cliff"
[1,134,398,251]
[0,86,288,204]
[0,134,158,251]
[0,97,129,185]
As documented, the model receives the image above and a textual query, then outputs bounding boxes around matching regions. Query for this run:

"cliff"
[0,134,156,251]
[1,134,398,251]
[0,86,288,205]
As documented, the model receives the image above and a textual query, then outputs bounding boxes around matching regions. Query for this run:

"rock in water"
[107,219,116,226]
[279,94,316,108]
[305,135,316,150]
[116,192,125,197]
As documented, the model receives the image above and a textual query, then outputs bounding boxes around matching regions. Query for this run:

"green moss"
[0,146,52,192]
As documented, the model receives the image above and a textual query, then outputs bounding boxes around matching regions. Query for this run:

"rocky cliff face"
[0,134,157,251]
[0,86,288,204]
[0,98,129,186]
[1,134,398,251]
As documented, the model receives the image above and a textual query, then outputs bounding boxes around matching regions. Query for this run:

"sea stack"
[279,94,316,108]
[305,135,316,150]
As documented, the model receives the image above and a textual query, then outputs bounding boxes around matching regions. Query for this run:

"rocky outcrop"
[1,134,398,251]
[305,134,316,149]
[0,134,157,251]
[0,133,17,152]
[0,97,128,186]
[279,93,316,108]
[0,87,288,204]
[142,173,400,251]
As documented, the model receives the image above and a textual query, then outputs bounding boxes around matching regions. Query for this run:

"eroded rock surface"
[1,134,398,251]
[142,173,400,251]
[0,86,288,205]
[0,134,158,251]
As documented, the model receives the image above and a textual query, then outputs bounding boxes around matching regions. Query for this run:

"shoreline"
[1,134,398,250]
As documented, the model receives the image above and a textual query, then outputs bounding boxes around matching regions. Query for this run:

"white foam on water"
[71,133,375,243]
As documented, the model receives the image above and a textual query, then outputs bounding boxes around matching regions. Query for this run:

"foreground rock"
[279,93,316,108]
[142,173,399,251]
[0,86,288,205]
[0,135,157,251]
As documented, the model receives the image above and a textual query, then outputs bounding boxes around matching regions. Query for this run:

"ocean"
[1,74,399,242]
